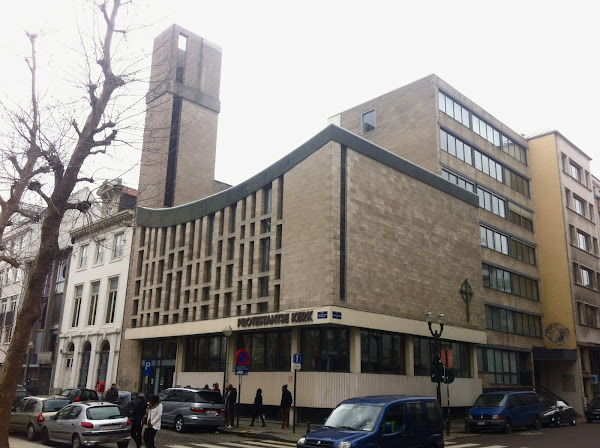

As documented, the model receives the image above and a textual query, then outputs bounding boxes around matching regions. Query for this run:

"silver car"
[157,387,225,432]
[41,401,130,448]
[10,396,71,440]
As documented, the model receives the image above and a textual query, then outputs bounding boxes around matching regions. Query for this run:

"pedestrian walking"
[105,383,119,403]
[130,393,147,448]
[250,388,266,427]
[213,383,221,393]
[224,384,237,428]
[143,395,162,448]
[280,384,292,429]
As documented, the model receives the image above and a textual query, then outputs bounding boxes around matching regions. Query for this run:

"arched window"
[97,340,110,384]
[66,342,75,369]
[78,342,92,388]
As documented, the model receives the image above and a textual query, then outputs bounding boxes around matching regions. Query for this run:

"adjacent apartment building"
[54,181,137,394]
[528,131,600,410]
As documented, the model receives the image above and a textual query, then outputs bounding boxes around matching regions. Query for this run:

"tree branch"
[92,121,116,135]
[0,255,20,268]
[72,119,81,136]
[65,200,92,213]
[91,129,118,148]
[27,180,51,206]
[76,177,95,184]
[16,206,42,222]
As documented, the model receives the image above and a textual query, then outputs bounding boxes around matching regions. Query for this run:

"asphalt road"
[9,421,600,448]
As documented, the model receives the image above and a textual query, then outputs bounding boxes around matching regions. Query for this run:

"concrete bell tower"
[137,25,222,208]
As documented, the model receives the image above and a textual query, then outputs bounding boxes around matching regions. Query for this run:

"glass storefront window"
[237,330,291,371]
[301,327,349,372]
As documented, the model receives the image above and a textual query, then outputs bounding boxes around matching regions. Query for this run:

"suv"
[297,395,443,448]
[57,388,100,402]
[466,391,541,433]
[157,387,225,432]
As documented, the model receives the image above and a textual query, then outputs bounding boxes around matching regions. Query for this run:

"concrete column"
[470,344,478,379]
[405,335,414,376]
[350,327,361,373]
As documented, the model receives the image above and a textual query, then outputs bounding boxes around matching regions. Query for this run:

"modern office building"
[117,28,498,419]
[332,75,544,398]
[528,131,600,412]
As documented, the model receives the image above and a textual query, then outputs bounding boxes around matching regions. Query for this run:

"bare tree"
[0,1,136,444]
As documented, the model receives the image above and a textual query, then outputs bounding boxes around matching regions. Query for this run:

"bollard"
[306,422,311,434]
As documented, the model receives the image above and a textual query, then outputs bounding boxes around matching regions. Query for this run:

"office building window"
[578,302,598,327]
[301,327,349,372]
[477,347,518,385]
[577,231,590,252]
[72,285,83,327]
[263,184,272,215]
[485,304,542,337]
[442,169,475,193]
[105,277,119,323]
[480,225,536,265]
[477,187,507,219]
[79,244,89,268]
[361,330,406,374]
[237,330,292,371]
[183,334,227,371]
[482,263,539,300]
[113,233,124,259]
[573,196,585,216]
[580,266,592,287]
[362,110,376,134]
[413,336,470,378]
[88,282,99,326]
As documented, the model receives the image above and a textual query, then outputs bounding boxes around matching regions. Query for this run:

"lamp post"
[222,326,233,392]
[425,311,445,405]
[24,341,34,388]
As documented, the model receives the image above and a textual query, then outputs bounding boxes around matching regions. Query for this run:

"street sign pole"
[293,367,297,433]
[237,374,242,428]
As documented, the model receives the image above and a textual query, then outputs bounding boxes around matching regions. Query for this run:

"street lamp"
[425,311,445,405]
[222,326,233,391]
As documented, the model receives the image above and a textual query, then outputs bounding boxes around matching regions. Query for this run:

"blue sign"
[592,375,598,385]
[143,360,152,377]
[317,311,328,319]
[332,311,342,319]
[235,365,249,376]
[293,353,302,364]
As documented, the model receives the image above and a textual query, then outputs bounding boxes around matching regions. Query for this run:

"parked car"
[297,395,443,448]
[10,396,71,440]
[465,390,541,433]
[57,388,100,402]
[157,387,225,432]
[585,396,600,423]
[41,401,131,448]
[14,385,29,406]
[117,391,142,416]
[540,398,576,427]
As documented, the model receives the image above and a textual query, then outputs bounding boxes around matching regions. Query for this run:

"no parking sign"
[236,349,249,366]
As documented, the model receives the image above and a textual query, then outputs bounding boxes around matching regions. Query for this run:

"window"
[480,225,536,265]
[184,334,227,371]
[105,277,119,323]
[5,326,12,343]
[570,162,582,182]
[362,110,376,134]
[263,184,272,215]
[88,282,99,326]
[95,240,105,263]
[477,187,507,219]
[580,267,592,287]
[236,330,292,371]
[577,231,590,251]
[573,196,585,216]
[79,244,89,268]
[301,327,349,371]
[361,330,406,374]
[112,233,124,259]
[0,300,6,314]
[585,304,598,327]
[485,304,542,337]
[72,285,83,327]
[477,347,519,385]
[11,297,18,311]
[413,336,470,378]
[482,263,539,300]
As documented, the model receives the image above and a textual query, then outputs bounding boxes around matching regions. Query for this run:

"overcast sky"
[2,1,599,190]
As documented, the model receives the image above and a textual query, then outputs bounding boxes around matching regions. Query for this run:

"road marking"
[445,444,481,448]
[480,445,508,448]
[167,445,194,448]
[244,441,298,448]
[191,443,231,448]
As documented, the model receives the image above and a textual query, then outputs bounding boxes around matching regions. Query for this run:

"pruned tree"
[0,1,137,444]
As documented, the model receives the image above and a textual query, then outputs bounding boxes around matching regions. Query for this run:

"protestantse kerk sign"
[237,311,314,328]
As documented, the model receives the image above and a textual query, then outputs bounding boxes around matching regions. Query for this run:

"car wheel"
[464,422,471,433]
[174,415,185,433]
[209,425,219,433]
[117,441,130,448]
[555,415,561,427]
[504,419,512,434]
[72,434,82,448]
[534,416,541,430]
[570,414,577,426]
[41,428,51,446]
[587,418,593,423]
[27,423,37,440]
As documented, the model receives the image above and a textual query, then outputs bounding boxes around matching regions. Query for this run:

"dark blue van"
[297,395,444,448]
[465,391,541,433]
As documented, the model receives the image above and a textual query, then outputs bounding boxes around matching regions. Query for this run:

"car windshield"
[324,403,382,431]
[43,399,71,412]
[59,389,73,397]
[474,394,507,407]
[87,406,125,420]
[194,391,224,404]
[541,399,556,411]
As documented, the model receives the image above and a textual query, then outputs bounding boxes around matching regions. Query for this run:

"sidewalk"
[221,417,471,443]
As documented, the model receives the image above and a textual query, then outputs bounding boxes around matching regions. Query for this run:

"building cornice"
[70,210,134,240]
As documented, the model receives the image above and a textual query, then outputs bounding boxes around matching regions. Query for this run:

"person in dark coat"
[280,384,292,429]
[250,388,266,427]
[105,383,119,403]
[224,384,237,428]
[130,393,148,448]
